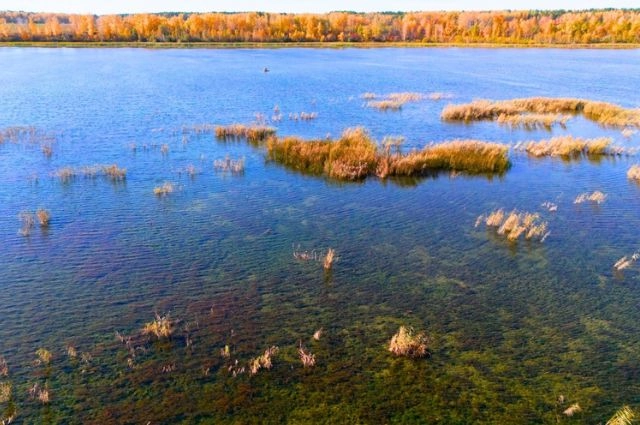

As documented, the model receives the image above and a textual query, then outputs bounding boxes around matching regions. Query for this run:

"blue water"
[1,47,640,423]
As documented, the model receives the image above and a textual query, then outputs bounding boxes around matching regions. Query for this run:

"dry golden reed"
[627,165,640,181]
[606,405,635,425]
[142,313,174,339]
[496,113,570,130]
[215,124,276,143]
[153,182,175,196]
[213,156,245,174]
[35,348,52,365]
[519,136,614,157]
[313,328,323,341]
[388,326,428,358]
[249,346,279,375]
[298,344,316,368]
[574,191,606,205]
[442,97,640,128]
[323,248,336,270]
[613,252,639,271]
[36,208,50,227]
[477,209,549,242]
[563,403,582,417]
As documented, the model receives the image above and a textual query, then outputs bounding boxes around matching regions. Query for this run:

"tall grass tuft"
[442,97,640,128]
[142,313,174,339]
[323,248,336,270]
[627,164,640,181]
[248,346,279,375]
[298,344,316,368]
[606,405,635,425]
[36,208,50,227]
[213,156,245,174]
[103,164,127,181]
[388,326,428,358]
[496,113,570,130]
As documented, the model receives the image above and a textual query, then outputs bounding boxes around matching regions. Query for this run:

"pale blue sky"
[1,0,637,14]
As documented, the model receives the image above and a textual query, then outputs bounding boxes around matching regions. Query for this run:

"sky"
[0,0,637,14]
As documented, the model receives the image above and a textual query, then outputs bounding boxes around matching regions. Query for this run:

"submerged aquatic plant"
[388,326,429,358]
[606,405,635,425]
[574,191,607,205]
[365,92,424,111]
[142,313,174,339]
[18,211,35,236]
[215,124,276,143]
[248,346,279,375]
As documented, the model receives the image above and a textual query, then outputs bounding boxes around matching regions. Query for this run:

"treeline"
[1,9,639,44]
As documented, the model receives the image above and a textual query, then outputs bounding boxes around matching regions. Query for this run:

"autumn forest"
[1,9,640,44]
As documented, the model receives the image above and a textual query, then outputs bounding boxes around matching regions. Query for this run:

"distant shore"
[2,41,639,49]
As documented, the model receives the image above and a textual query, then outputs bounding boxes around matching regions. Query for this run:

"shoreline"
[1,41,639,49]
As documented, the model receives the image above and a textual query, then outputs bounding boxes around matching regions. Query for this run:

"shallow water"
[1,47,640,423]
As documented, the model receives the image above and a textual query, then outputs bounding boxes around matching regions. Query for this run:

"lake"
[1,47,640,423]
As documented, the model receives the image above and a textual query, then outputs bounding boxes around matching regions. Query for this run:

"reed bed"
[267,127,377,180]
[516,136,615,157]
[214,156,245,174]
[215,124,276,143]
[366,92,425,111]
[442,97,640,128]
[476,209,549,242]
[627,164,640,181]
[366,100,404,110]
[388,326,428,358]
[268,129,509,180]
[574,191,607,205]
[153,182,175,196]
[0,126,54,144]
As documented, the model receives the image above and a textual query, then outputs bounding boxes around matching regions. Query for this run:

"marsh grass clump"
[103,164,127,181]
[442,97,640,128]
[153,182,175,196]
[361,92,377,100]
[213,156,245,174]
[613,252,639,271]
[574,191,607,205]
[627,165,640,181]
[54,167,76,183]
[367,99,404,111]
[496,113,570,130]
[389,326,428,358]
[519,136,615,158]
[35,348,52,366]
[298,344,316,368]
[622,128,637,139]
[215,124,276,144]
[366,92,424,111]
[477,209,549,242]
[36,208,50,227]
[142,313,174,339]
[248,346,278,375]
[606,405,635,425]
[313,329,323,341]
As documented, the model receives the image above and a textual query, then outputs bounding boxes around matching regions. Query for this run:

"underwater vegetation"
[388,326,429,358]
[442,97,640,128]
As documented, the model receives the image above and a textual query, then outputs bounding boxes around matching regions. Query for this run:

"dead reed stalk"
[142,313,174,339]
[478,208,549,242]
[298,344,316,367]
[520,136,615,157]
[249,346,279,375]
[323,248,335,270]
[627,165,640,181]
[574,191,606,205]
[36,208,50,227]
[153,182,175,196]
